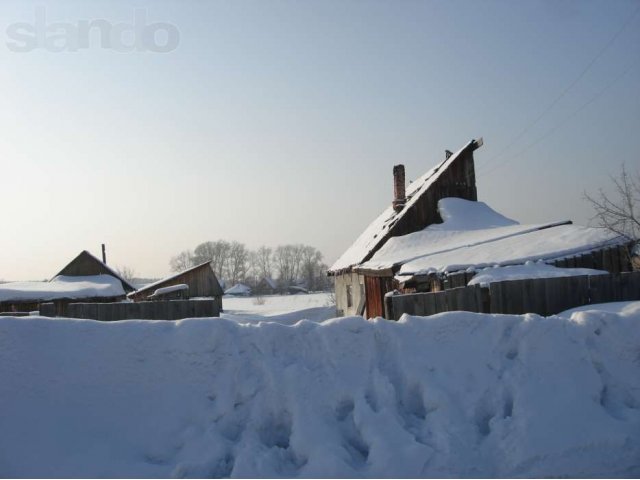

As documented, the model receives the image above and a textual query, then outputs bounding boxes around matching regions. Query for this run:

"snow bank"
[0,275,125,303]
[1,305,639,478]
[222,293,335,325]
[467,261,608,286]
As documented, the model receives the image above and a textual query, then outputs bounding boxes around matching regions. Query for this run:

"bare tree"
[585,164,639,269]
[193,240,230,279]
[170,250,194,272]
[116,265,136,282]
[254,246,273,280]
[225,241,249,285]
[584,164,639,241]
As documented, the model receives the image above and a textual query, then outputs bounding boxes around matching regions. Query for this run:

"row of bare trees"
[170,241,332,291]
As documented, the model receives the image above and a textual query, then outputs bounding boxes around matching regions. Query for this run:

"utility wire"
[479,3,640,173]
[479,58,638,178]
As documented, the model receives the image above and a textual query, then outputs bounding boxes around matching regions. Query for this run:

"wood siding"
[387,271,640,320]
[130,263,222,301]
[359,147,477,269]
[364,275,395,319]
[56,250,136,292]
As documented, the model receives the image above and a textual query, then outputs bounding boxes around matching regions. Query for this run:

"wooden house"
[0,250,133,314]
[328,138,482,317]
[328,138,633,319]
[128,261,223,312]
[56,250,136,293]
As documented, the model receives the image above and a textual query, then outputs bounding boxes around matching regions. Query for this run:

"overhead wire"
[478,3,640,174]
[479,58,638,177]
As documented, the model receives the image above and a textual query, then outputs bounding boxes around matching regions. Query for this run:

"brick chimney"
[392,164,406,212]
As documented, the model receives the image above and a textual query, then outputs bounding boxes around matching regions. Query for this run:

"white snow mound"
[433,197,519,231]
[1,306,639,478]
[0,275,125,302]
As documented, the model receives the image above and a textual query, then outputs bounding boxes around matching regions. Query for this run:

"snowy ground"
[1,303,639,478]
[221,292,336,325]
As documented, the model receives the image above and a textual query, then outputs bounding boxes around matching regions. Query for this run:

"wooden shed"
[128,261,223,312]
[0,249,133,314]
[329,137,633,320]
[328,138,482,318]
[55,250,136,293]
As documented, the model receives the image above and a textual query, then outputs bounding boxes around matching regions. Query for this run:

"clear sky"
[1,0,638,281]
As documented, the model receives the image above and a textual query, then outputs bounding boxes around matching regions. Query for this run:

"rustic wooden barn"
[55,250,136,293]
[0,250,133,314]
[128,261,223,312]
[328,137,634,320]
[328,138,482,318]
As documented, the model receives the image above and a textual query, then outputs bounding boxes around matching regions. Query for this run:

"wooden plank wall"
[130,265,222,301]
[551,245,632,273]
[387,271,640,320]
[39,299,219,321]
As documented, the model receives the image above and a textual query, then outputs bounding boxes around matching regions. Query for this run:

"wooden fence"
[385,271,640,320]
[441,244,632,290]
[39,299,219,321]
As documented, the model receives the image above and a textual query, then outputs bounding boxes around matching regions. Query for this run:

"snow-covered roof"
[224,283,251,296]
[56,250,136,292]
[357,198,569,273]
[329,139,479,274]
[396,222,625,278]
[467,262,608,286]
[150,284,188,297]
[130,261,222,297]
[358,198,626,280]
[0,275,126,303]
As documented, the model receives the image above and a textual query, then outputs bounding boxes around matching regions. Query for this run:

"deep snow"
[0,274,125,302]
[222,292,336,325]
[1,303,639,478]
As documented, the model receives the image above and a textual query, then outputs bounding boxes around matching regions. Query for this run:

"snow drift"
[1,305,639,478]
[0,275,125,303]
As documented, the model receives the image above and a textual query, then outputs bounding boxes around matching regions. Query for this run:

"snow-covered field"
[1,303,639,478]
[221,292,336,325]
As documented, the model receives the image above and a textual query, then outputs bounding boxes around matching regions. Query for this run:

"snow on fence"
[385,271,640,320]
[39,299,219,321]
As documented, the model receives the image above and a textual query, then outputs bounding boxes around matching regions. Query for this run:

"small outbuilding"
[128,261,223,312]
[329,138,634,319]
[0,249,134,314]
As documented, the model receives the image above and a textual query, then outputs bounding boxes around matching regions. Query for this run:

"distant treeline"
[170,241,332,292]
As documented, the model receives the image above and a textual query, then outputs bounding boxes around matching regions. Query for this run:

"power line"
[479,3,640,173]
[479,58,637,178]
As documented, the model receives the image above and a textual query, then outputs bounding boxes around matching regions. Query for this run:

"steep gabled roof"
[329,139,481,274]
[55,250,136,292]
[130,261,223,297]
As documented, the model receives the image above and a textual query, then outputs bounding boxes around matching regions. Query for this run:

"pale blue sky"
[1,0,638,280]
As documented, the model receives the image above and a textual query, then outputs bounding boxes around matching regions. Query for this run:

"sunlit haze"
[1,0,638,280]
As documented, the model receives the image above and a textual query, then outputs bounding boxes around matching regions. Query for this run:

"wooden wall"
[130,264,222,301]
[408,244,634,293]
[359,146,478,268]
[40,299,220,321]
[385,271,640,320]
